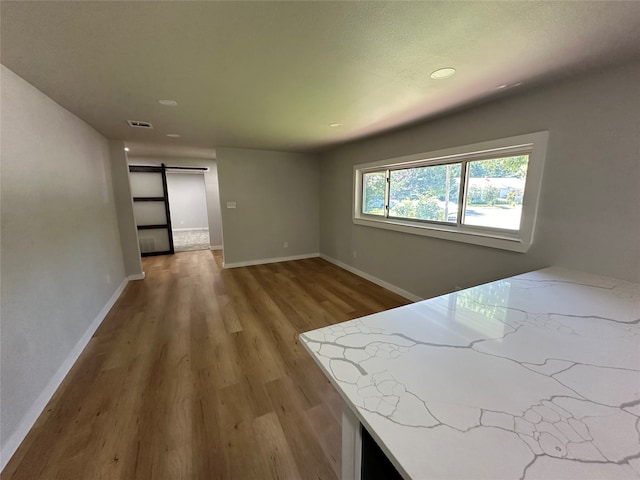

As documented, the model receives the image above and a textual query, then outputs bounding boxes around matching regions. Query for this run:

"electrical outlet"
[353,250,357,258]
[106,274,111,285]
[283,242,289,248]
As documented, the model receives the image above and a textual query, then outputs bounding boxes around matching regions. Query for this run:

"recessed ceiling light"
[166,133,181,138]
[329,123,342,127]
[158,99,178,106]
[430,67,456,80]
[124,147,130,152]
[497,84,508,90]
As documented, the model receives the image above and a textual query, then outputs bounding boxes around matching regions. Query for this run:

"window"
[362,171,386,216]
[388,163,463,223]
[353,132,548,252]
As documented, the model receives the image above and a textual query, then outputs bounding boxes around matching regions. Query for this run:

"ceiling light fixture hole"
[430,67,456,80]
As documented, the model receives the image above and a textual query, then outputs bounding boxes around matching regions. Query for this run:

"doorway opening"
[166,170,210,252]
[129,164,175,256]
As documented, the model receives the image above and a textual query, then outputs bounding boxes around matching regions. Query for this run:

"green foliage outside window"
[389,195,443,221]
[362,155,528,220]
[362,172,385,215]
[389,164,461,222]
[468,155,528,179]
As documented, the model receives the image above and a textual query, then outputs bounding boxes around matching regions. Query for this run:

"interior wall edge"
[108,140,143,277]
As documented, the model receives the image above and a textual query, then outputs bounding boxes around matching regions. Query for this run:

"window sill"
[353,216,531,252]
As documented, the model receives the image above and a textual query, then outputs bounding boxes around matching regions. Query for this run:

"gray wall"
[108,141,143,277]
[319,61,640,299]
[0,66,126,454]
[167,173,209,230]
[127,156,223,248]
[216,147,320,265]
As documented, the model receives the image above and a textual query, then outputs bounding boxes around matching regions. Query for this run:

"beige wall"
[216,147,319,266]
[1,66,126,459]
[166,173,209,230]
[319,61,640,299]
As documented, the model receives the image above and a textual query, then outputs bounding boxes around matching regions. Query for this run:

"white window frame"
[353,131,549,253]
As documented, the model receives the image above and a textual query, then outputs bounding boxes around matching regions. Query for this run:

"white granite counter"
[301,267,640,479]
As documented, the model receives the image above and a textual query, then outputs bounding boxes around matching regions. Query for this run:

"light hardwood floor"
[2,251,408,480]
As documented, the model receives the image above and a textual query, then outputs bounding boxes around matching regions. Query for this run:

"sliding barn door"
[129,164,175,256]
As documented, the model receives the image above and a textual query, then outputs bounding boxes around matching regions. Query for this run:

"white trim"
[341,405,363,480]
[128,272,145,281]
[353,131,548,253]
[223,253,319,268]
[352,218,526,251]
[209,245,223,251]
[171,227,209,232]
[319,254,422,302]
[0,278,129,471]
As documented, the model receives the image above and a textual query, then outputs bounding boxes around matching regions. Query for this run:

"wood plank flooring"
[2,251,409,480]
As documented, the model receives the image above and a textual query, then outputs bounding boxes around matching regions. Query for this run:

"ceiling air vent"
[127,120,153,129]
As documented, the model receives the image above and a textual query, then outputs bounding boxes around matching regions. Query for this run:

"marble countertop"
[300,267,640,479]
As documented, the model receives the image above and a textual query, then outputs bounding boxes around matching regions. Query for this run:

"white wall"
[216,147,320,266]
[126,156,223,249]
[0,66,127,465]
[167,173,209,230]
[319,61,640,299]
[109,141,143,277]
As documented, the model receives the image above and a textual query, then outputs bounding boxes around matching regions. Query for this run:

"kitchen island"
[300,267,640,479]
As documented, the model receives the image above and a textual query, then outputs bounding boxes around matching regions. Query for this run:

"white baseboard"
[223,252,319,268]
[319,254,422,303]
[209,245,223,251]
[0,278,129,472]
[128,272,145,280]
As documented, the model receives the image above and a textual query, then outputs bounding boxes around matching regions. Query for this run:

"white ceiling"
[2,1,640,154]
